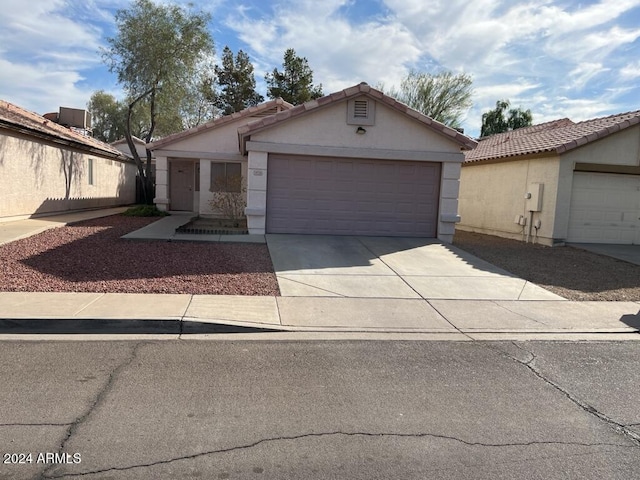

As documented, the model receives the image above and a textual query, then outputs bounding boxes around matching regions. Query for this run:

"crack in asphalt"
[38,342,145,480]
[492,342,640,447]
[42,430,633,478]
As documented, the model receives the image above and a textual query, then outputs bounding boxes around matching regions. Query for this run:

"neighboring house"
[0,100,137,221]
[149,82,476,242]
[111,136,155,174]
[458,110,640,245]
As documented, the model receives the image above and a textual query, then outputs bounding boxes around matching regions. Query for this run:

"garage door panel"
[567,172,640,244]
[267,155,440,237]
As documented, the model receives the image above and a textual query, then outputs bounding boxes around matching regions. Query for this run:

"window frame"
[210,162,242,193]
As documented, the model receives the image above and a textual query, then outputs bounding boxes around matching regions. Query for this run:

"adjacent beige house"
[0,100,136,221]
[149,82,477,242]
[458,110,640,245]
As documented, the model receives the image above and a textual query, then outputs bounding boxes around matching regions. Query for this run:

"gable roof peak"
[238,82,477,152]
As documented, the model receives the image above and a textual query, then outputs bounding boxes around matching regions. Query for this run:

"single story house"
[0,100,137,220]
[458,110,640,245]
[149,82,477,242]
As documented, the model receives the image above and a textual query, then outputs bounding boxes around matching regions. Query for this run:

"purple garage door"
[266,155,440,237]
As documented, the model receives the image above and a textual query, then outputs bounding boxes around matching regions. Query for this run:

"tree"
[385,70,473,129]
[265,48,323,105]
[102,0,214,203]
[87,91,150,143]
[480,100,533,137]
[212,46,263,115]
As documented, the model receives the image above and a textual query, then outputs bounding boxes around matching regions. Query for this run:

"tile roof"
[147,98,294,150]
[238,82,478,153]
[465,110,640,163]
[0,99,127,159]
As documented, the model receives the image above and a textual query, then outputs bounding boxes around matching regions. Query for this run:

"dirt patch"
[453,230,640,301]
[0,215,279,295]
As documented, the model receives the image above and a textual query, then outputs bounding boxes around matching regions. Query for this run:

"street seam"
[39,341,146,480]
[491,341,640,447]
[40,431,634,478]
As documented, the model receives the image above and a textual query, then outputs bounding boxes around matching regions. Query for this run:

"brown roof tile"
[0,99,126,159]
[466,110,640,163]
[238,82,478,152]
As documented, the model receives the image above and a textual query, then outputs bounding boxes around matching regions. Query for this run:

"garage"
[567,172,640,244]
[266,155,441,237]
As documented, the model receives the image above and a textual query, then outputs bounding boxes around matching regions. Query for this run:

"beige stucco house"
[0,100,137,221]
[149,82,477,242]
[458,110,640,245]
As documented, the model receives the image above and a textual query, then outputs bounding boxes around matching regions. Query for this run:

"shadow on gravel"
[1,215,279,295]
[453,231,640,300]
[0,319,280,334]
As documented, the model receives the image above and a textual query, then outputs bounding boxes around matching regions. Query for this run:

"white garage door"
[266,155,441,237]
[567,172,640,244]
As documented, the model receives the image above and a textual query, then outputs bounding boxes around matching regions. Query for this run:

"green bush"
[122,205,169,217]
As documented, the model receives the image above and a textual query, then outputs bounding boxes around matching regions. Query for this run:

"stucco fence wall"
[0,130,137,220]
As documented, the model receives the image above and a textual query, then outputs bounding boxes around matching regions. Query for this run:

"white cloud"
[225,0,421,93]
[620,61,640,79]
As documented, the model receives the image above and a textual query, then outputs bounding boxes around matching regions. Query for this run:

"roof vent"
[347,97,375,126]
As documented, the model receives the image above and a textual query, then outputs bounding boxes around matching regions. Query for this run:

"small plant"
[122,205,169,217]
[208,174,247,227]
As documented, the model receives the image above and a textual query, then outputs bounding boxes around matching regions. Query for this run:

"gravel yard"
[0,215,279,295]
[454,230,640,301]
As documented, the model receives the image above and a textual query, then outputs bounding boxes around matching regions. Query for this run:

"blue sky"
[1,0,639,138]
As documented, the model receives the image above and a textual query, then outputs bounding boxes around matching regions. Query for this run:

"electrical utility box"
[526,183,544,212]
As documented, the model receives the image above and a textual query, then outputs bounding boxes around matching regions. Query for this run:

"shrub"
[122,205,169,217]
[208,174,247,226]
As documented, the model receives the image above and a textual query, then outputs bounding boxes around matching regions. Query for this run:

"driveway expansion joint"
[490,342,640,447]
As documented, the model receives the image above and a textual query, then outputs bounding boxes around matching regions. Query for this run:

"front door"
[170,161,194,211]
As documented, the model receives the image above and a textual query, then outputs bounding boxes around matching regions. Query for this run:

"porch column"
[438,160,462,244]
[154,156,169,211]
[245,151,268,234]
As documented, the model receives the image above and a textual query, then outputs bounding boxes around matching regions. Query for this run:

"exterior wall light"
[356,126,367,134]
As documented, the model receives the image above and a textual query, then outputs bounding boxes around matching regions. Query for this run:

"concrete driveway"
[266,235,563,301]
[570,243,640,266]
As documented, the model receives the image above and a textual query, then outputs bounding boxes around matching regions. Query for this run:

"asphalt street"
[1,340,638,480]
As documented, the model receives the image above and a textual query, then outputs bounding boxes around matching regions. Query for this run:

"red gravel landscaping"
[0,215,280,295]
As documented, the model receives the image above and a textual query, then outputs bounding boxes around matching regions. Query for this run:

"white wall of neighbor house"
[0,130,136,220]
[458,156,561,245]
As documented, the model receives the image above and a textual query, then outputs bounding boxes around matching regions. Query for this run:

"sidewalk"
[0,292,638,340]
[0,209,638,340]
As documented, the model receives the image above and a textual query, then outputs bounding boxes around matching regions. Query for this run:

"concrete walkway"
[122,213,266,243]
[0,292,638,339]
[0,207,129,246]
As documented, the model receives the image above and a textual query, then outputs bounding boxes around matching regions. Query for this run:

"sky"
[1,0,639,138]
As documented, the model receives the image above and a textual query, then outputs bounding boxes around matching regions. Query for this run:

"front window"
[210,162,242,193]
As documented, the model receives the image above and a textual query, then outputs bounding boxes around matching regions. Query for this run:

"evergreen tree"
[265,48,323,105]
[213,46,264,115]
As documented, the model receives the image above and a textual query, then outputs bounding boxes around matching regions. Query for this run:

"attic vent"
[347,98,375,126]
[354,100,368,118]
